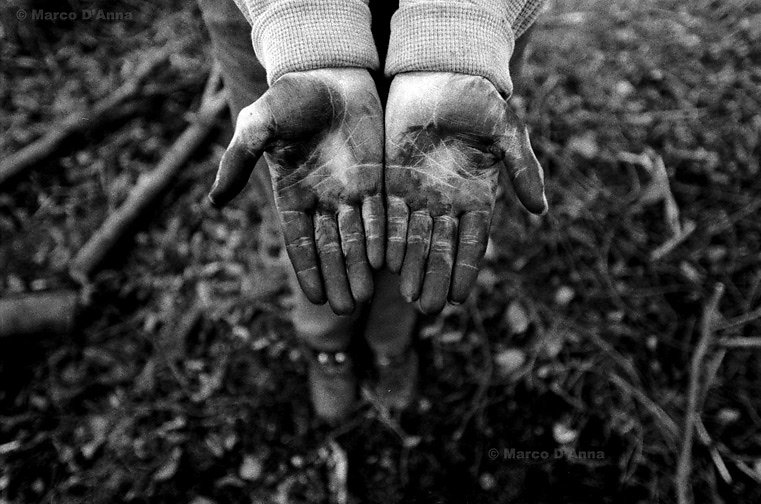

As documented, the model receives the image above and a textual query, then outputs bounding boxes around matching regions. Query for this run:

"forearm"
[385,0,545,97]
[231,0,380,84]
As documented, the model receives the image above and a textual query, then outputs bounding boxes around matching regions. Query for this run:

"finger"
[386,196,409,273]
[400,211,433,302]
[362,194,385,270]
[419,215,457,315]
[497,107,548,215]
[281,211,325,304]
[209,99,273,208]
[315,212,355,315]
[449,211,490,304]
[338,205,373,304]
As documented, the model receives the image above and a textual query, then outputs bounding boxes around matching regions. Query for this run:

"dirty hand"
[384,72,547,314]
[209,69,384,315]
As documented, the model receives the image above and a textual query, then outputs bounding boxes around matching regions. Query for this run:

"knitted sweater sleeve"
[385,0,546,97]
[231,0,379,85]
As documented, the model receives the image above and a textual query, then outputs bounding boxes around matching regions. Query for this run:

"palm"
[385,72,547,313]
[210,69,384,314]
[265,71,382,214]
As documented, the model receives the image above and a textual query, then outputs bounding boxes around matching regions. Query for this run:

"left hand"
[384,72,547,314]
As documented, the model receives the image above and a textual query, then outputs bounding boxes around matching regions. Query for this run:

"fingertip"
[338,205,375,305]
[298,270,327,305]
[400,281,419,304]
[207,181,230,209]
[206,192,221,210]
[348,264,374,304]
[419,215,457,316]
[539,193,549,216]
[329,296,356,316]
[418,294,446,315]
[513,176,548,215]
[368,243,385,270]
[449,273,477,304]
[353,283,373,304]
[398,211,431,304]
[315,212,355,317]
[523,193,548,216]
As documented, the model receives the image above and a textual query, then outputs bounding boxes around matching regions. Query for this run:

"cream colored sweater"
[232,0,545,97]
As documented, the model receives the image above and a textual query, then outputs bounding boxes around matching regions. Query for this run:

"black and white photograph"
[1,0,760,502]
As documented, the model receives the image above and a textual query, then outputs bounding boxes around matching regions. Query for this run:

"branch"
[0,47,173,187]
[718,337,761,349]
[675,283,724,504]
[0,290,80,339]
[69,89,227,283]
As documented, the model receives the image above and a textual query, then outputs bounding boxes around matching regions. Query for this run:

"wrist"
[242,0,379,85]
[385,1,516,97]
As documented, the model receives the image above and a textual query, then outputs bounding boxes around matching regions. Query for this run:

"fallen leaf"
[479,473,497,491]
[239,454,263,481]
[553,422,578,445]
[439,331,463,344]
[554,286,575,306]
[494,348,526,377]
[568,132,600,160]
[153,446,182,482]
[505,301,530,334]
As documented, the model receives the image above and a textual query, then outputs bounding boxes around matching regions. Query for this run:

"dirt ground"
[1,0,761,502]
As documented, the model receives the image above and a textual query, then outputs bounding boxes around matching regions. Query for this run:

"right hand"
[209,69,384,315]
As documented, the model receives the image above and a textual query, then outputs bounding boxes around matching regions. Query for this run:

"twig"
[361,385,410,442]
[0,290,79,339]
[717,337,761,349]
[694,415,761,486]
[607,373,680,449]
[69,88,227,283]
[676,283,724,504]
[694,347,731,486]
[160,304,203,395]
[717,304,761,332]
[0,47,175,186]
[650,220,697,261]
[705,199,761,237]
[201,62,223,103]
[694,418,732,485]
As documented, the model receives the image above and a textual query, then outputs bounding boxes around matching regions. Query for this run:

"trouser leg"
[364,270,417,356]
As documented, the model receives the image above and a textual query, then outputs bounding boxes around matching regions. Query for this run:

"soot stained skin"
[209,69,384,314]
[385,72,547,313]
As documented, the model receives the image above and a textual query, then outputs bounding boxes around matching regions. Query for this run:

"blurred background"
[1,0,760,502]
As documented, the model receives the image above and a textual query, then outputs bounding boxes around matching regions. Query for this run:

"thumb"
[496,106,548,215]
[208,97,273,208]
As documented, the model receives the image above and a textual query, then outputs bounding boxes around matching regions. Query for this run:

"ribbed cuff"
[251,0,379,84]
[385,2,516,97]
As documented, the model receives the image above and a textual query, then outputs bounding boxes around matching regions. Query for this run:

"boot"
[306,348,357,423]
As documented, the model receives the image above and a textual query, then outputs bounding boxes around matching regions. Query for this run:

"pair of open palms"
[208,69,547,315]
